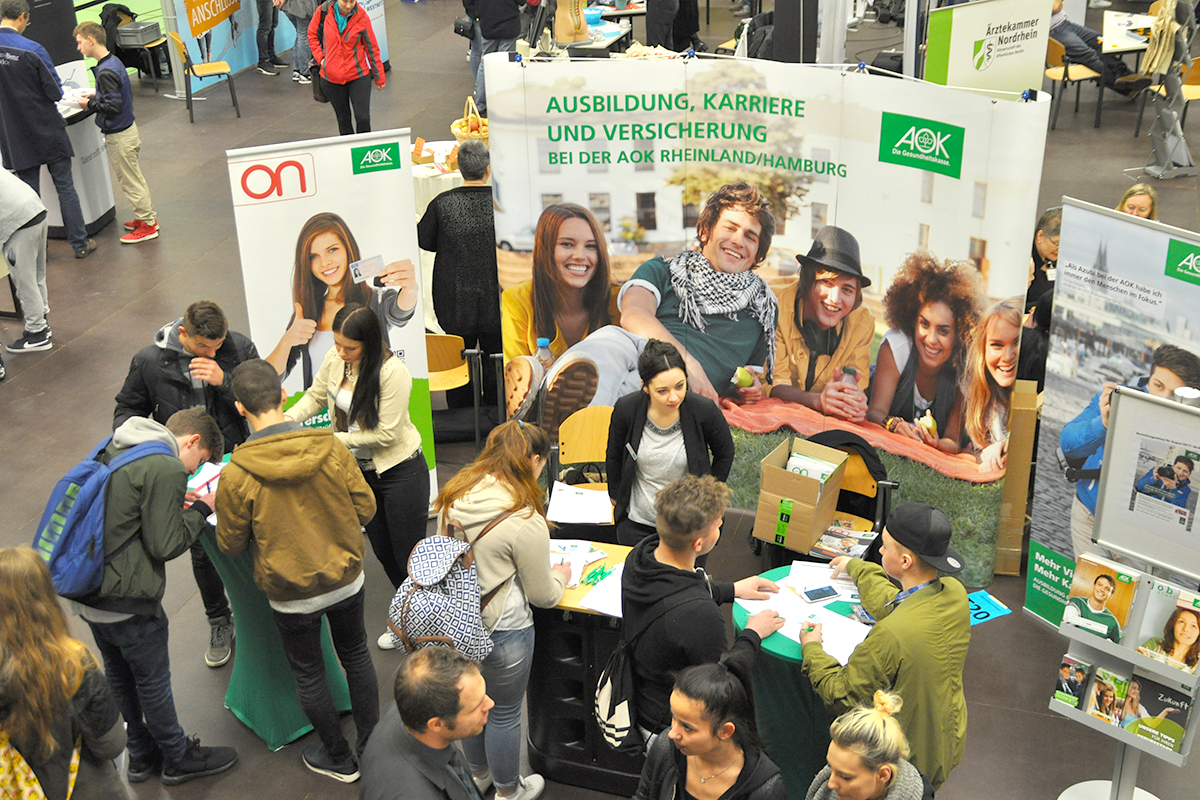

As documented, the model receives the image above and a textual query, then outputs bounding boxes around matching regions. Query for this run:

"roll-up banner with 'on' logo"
[225,130,437,500]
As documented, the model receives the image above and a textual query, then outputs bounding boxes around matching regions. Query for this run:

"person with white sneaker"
[73,22,160,245]
[360,647,497,800]
[0,168,51,355]
[281,0,318,84]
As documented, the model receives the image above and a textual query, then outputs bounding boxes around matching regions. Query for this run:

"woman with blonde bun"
[806,691,932,800]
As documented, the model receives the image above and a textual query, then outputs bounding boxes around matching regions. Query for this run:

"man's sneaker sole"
[541,358,598,438]
[6,337,52,353]
[121,228,159,244]
[161,756,237,785]
[123,220,137,231]
[302,753,360,783]
[204,648,232,667]
[256,64,279,75]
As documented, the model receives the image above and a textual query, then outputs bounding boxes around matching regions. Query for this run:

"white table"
[1101,11,1155,57]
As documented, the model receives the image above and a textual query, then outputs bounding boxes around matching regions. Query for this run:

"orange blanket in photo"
[720,398,1004,484]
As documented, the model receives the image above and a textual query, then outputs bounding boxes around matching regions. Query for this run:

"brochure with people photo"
[808,526,878,561]
[1052,654,1092,709]
[1136,587,1200,675]
[1062,554,1141,645]
[1124,673,1192,752]
[1086,666,1131,726]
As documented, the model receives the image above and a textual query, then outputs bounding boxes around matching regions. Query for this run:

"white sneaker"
[473,769,494,795]
[1088,0,1112,7]
[498,775,545,800]
[377,630,401,650]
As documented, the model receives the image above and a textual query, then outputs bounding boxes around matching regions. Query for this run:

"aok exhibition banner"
[485,55,1050,586]
[169,0,295,93]
[1025,199,1200,626]
[925,0,1050,95]
[225,130,436,498]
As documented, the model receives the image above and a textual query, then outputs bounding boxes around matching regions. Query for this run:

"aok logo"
[351,142,402,175]
[878,112,965,179]
[1166,239,1200,287]
[973,37,996,71]
[230,153,317,205]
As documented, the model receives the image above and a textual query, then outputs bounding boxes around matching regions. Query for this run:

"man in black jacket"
[622,474,783,739]
[466,0,520,116]
[114,299,259,669]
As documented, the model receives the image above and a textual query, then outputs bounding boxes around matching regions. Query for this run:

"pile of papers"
[548,539,608,588]
[735,561,872,664]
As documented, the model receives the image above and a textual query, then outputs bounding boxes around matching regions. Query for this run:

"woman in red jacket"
[308,0,384,135]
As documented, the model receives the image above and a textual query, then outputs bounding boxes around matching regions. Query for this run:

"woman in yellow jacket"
[286,304,428,642]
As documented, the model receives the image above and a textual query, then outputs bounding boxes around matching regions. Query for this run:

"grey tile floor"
[1,1,1198,797]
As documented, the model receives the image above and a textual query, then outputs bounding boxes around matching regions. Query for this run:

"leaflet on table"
[546,481,615,525]
[735,567,870,663]
[185,462,224,526]
[789,561,859,600]
[549,539,608,588]
[578,561,624,617]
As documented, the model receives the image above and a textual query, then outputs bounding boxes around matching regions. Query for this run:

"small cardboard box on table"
[752,437,847,553]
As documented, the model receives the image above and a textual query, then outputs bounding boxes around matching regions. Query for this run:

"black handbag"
[454,17,474,38]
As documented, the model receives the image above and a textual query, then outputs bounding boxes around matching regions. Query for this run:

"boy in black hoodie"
[622,474,784,739]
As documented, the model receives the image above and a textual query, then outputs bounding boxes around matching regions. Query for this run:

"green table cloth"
[200,528,352,750]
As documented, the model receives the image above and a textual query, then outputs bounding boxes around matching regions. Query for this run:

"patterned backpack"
[387,511,515,662]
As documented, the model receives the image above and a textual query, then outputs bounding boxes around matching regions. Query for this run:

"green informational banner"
[925,0,1051,95]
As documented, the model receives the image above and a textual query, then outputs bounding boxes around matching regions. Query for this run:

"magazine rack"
[1051,573,1200,800]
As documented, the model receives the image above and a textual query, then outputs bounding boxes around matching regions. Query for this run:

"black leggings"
[324,75,373,136]
[363,453,430,588]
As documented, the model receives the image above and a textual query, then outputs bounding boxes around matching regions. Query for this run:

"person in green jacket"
[799,503,970,791]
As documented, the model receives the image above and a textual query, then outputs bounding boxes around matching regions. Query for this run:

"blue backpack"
[32,437,175,598]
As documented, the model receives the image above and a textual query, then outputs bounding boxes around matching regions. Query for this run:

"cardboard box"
[752,437,847,553]
[996,380,1040,575]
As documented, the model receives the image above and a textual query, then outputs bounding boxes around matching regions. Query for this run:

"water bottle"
[535,337,554,371]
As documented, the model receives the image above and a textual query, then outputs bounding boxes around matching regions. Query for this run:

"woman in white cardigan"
[286,304,428,639]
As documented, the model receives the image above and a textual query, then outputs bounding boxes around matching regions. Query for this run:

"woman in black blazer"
[606,340,736,546]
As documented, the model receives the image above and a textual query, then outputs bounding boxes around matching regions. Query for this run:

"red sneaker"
[121,221,160,244]
[123,220,137,231]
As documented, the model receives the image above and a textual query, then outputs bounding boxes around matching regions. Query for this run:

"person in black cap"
[798,502,970,790]
[768,226,874,422]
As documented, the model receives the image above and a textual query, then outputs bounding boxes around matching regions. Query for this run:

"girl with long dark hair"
[607,339,735,546]
[286,304,429,640]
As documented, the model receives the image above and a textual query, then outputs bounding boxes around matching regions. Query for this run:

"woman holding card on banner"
[285,304,429,611]
[309,0,384,136]
[606,339,734,547]
[867,253,984,455]
[265,212,417,387]
[399,420,569,799]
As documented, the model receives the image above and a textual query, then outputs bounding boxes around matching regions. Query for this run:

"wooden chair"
[426,333,486,450]
[554,405,615,493]
[167,32,240,123]
[1045,37,1103,130]
[1135,59,1200,137]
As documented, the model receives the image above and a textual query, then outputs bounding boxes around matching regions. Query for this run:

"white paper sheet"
[735,568,871,663]
[186,463,224,526]
[546,481,615,524]
[549,539,608,588]
[578,562,624,617]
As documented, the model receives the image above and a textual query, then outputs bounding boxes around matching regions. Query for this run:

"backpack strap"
[97,440,176,564]
[441,510,519,611]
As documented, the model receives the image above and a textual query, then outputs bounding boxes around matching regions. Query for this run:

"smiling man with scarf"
[506,181,778,434]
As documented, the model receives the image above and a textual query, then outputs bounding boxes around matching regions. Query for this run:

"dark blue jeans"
[256,0,279,62]
[190,536,231,621]
[272,586,379,760]
[87,613,188,762]
[16,158,87,253]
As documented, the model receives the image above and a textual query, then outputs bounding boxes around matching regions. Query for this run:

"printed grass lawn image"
[728,427,1003,588]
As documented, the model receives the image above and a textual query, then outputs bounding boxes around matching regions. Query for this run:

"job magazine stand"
[1052,588,1198,800]
[1051,389,1200,800]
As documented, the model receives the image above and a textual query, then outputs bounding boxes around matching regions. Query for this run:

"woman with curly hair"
[0,547,128,799]
[962,298,1023,472]
[867,253,984,453]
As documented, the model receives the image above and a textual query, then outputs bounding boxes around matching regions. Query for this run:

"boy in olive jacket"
[217,359,378,784]
[799,503,970,790]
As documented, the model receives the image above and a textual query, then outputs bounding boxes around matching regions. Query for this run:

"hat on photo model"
[885,502,963,574]
[795,225,871,289]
